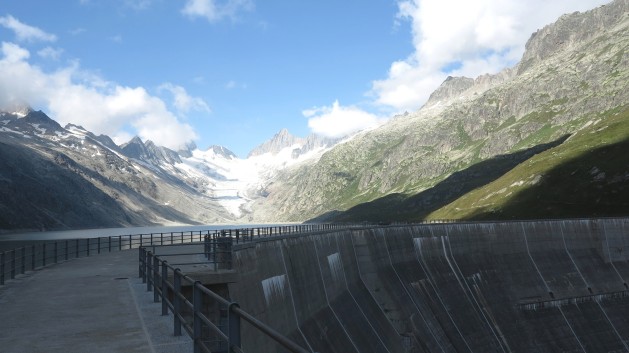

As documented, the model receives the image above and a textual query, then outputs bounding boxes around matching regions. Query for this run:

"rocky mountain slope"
[248,128,339,159]
[249,0,629,222]
[1,1,626,230]
[0,108,228,230]
[0,108,336,230]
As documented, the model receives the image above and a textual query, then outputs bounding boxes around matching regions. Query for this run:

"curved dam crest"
[226,219,629,353]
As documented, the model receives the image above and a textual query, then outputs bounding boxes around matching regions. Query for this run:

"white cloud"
[0,42,198,150]
[1,42,30,62]
[37,46,64,60]
[0,15,57,43]
[181,0,254,22]
[372,0,611,112]
[305,100,383,138]
[158,83,211,114]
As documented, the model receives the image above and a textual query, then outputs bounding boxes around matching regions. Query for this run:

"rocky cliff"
[249,0,629,222]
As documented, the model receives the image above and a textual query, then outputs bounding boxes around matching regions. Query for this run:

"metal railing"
[0,230,214,285]
[136,223,368,353]
[140,245,310,353]
[0,223,357,285]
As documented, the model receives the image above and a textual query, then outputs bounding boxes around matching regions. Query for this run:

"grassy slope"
[428,105,629,220]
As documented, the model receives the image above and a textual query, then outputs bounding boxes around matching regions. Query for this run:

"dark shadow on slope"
[468,137,629,221]
[0,138,197,231]
[309,135,570,223]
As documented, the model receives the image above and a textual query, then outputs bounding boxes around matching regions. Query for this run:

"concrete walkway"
[0,250,192,353]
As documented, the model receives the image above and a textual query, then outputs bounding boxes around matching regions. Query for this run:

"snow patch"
[31,124,46,135]
[178,142,331,218]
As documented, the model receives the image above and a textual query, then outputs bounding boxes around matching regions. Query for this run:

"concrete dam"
[220,219,629,352]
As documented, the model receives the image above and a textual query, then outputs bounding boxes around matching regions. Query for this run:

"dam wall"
[228,219,629,352]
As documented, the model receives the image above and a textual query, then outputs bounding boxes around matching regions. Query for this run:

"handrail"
[139,245,311,353]
[0,223,363,285]
[3,217,629,285]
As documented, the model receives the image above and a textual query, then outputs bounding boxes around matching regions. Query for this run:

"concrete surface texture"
[0,250,191,353]
[229,218,629,352]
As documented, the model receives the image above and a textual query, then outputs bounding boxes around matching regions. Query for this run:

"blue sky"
[0,0,611,157]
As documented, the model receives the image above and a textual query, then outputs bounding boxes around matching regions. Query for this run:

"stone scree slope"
[227,219,629,353]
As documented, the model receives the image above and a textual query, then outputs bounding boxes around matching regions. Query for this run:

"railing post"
[118,236,122,251]
[140,248,146,282]
[228,303,242,351]
[161,261,169,316]
[42,243,46,267]
[65,240,69,261]
[97,237,101,254]
[10,250,16,279]
[153,255,160,303]
[174,269,182,336]
[193,281,203,353]
[21,247,25,274]
[1,252,5,285]
[108,236,112,253]
[31,245,35,270]
[147,251,153,292]
[75,240,79,258]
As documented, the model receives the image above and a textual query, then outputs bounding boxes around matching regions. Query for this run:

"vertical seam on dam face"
[348,232,402,340]
[443,229,508,353]
[229,219,629,352]
[380,230,447,353]
[413,236,470,352]
[279,241,315,353]
[335,232,394,353]
[558,224,629,351]
[520,224,588,353]
[312,237,361,353]
[602,222,628,287]
[559,224,590,288]
[595,299,629,353]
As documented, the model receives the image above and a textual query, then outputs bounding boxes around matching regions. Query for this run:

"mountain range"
[1,0,627,231]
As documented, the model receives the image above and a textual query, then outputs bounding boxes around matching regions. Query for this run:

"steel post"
[174,269,182,336]
[1,252,5,285]
[193,282,203,353]
[10,250,15,279]
[153,255,160,303]
[161,261,168,316]
[138,247,143,278]
[228,303,242,351]
[147,252,153,292]
[21,247,25,274]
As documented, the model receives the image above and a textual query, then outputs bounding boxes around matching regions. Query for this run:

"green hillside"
[429,105,629,220]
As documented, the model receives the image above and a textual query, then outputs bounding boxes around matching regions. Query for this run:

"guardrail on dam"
[222,218,629,352]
